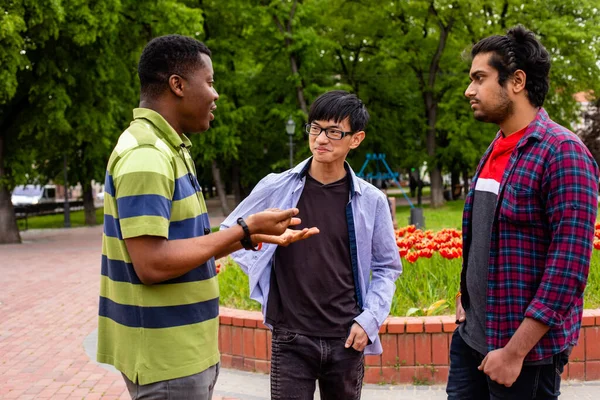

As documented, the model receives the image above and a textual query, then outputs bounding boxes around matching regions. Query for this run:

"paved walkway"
[1,225,599,399]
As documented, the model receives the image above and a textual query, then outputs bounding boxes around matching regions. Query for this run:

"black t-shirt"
[266,173,360,337]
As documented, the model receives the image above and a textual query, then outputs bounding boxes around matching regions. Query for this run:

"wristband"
[236,217,260,251]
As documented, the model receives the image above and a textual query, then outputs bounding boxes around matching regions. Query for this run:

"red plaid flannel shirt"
[461,108,599,361]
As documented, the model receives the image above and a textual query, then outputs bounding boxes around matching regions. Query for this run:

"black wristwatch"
[236,217,259,251]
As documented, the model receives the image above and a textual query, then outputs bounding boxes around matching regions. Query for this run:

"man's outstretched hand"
[245,208,301,236]
[253,227,320,247]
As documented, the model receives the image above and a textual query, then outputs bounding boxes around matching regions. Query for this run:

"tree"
[580,98,600,167]
[0,0,205,244]
[3,0,598,242]
[341,0,600,206]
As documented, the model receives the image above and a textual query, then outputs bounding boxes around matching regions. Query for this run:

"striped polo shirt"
[97,108,220,385]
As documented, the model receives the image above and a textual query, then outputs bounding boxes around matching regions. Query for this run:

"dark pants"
[446,330,568,400]
[270,328,365,400]
[122,363,219,400]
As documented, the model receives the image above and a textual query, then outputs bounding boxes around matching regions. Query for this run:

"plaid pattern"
[461,108,599,361]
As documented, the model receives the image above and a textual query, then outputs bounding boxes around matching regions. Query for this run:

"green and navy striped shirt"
[97,108,219,385]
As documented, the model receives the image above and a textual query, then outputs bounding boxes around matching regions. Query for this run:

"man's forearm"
[214,240,244,260]
[504,317,550,359]
[126,225,246,284]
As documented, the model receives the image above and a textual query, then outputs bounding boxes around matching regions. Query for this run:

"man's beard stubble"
[474,88,514,126]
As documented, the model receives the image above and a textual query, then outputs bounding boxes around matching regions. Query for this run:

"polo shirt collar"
[132,108,192,149]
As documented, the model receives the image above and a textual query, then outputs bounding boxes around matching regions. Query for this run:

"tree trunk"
[451,170,460,200]
[83,181,97,225]
[0,135,21,244]
[462,169,471,200]
[272,0,309,115]
[231,164,242,205]
[211,160,230,215]
[430,167,445,207]
[419,6,454,208]
[289,53,309,115]
[425,100,445,208]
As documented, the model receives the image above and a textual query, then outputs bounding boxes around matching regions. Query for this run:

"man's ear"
[168,74,185,98]
[349,131,365,149]
[511,70,527,94]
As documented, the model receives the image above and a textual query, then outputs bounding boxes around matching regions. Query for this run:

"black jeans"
[446,330,569,400]
[270,328,365,400]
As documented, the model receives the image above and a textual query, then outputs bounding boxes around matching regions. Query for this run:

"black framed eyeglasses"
[305,123,353,140]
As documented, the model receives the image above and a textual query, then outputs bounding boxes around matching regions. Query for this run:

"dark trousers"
[446,330,568,400]
[122,363,219,400]
[270,328,365,400]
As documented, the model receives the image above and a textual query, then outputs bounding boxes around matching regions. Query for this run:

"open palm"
[254,227,320,247]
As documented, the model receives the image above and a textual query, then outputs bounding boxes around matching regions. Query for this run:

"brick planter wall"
[218,307,600,384]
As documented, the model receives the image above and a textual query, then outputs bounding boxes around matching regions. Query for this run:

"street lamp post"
[285,116,296,169]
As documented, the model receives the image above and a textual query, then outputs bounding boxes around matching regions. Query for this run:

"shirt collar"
[290,157,362,196]
[493,107,549,146]
[132,108,192,149]
[522,107,549,143]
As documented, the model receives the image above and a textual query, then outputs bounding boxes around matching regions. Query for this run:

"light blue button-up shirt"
[221,157,402,354]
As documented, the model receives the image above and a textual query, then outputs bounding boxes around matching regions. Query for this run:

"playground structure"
[356,153,425,228]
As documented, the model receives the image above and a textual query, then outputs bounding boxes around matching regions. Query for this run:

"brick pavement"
[2,225,600,400]
[0,223,240,400]
[0,227,128,399]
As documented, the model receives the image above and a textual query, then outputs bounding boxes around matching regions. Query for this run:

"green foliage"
[391,253,462,316]
[406,299,451,317]
[217,260,261,311]
[2,0,600,236]
[219,242,600,316]
[585,250,600,309]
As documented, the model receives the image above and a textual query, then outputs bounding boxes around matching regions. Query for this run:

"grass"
[18,208,224,231]
[18,208,104,230]
[586,251,600,309]
[388,186,431,198]
[218,259,261,311]
[395,200,464,231]
[390,254,461,316]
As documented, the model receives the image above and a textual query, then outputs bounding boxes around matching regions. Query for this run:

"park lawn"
[388,186,431,198]
[18,207,104,230]
[395,199,464,231]
[18,208,223,231]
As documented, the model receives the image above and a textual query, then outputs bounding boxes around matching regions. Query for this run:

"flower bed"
[217,224,600,383]
[219,225,600,315]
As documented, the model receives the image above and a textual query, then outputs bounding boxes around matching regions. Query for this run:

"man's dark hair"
[308,90,369,132]
[471,25,551,107]
[138,34,212,98]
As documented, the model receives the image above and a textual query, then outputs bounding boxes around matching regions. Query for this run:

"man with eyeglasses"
[222,90,402,399]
